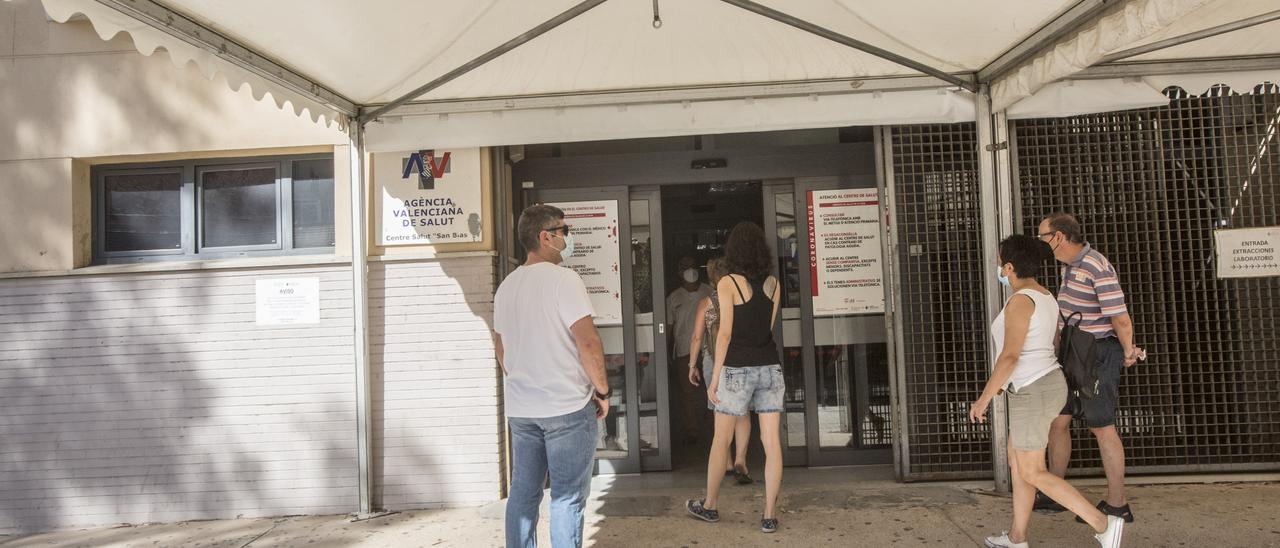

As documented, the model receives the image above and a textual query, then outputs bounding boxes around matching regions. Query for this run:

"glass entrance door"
[793,177,894,466]
[528,177,894,472]
[530,186,654,475]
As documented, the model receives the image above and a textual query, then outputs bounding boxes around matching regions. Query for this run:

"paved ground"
[2,466,1278,547]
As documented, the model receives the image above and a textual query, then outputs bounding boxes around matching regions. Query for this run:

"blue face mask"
[997,264,1011,287]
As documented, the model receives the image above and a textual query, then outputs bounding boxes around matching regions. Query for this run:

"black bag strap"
[1060,310,1083,327]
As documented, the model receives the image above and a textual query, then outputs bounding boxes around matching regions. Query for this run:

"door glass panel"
[598,325,628,459]
[774,192,806,448]
[815,322,891,449]
[631,198,659,457]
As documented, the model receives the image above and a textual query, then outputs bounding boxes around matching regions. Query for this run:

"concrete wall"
[0,0,506,534]
[0,0,348,273]
[369,256,502,510]
[0,265,360,534]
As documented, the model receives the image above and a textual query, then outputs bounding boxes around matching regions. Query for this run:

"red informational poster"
[548,200,622,326]
[807,189,885,316]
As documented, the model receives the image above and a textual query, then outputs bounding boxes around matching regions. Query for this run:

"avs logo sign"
[401,149,452,190]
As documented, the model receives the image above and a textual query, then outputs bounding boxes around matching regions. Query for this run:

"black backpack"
[1058,311,1100,399]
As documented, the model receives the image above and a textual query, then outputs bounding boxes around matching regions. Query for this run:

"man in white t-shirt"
[666,255,713,443]
[494,204,609,548]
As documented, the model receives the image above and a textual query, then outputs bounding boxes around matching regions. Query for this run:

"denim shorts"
[1060,337,1123,428]
[713,364,785,416]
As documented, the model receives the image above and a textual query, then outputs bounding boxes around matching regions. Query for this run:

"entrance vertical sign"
[807,189,885,316]
[547,200,623,326]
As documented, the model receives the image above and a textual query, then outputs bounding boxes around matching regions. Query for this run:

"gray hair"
[517,204,565,255]
[1043,212,1085,244]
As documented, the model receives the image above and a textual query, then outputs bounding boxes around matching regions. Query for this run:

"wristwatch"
[595,388,611,400]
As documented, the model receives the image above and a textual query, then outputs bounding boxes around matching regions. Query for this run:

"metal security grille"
[1013,84,1280,474]
[888,123,994,479]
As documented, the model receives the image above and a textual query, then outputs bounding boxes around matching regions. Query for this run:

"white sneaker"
[1094,515,1125,548]
[985,532,1029,548]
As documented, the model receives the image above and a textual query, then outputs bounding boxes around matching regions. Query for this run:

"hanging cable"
[652,0,662,28]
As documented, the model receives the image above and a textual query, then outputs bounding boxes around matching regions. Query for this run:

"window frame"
[196,161,284,253]
[92,153,335,265]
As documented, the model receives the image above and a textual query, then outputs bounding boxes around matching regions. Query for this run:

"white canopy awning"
[38,0,1280,147]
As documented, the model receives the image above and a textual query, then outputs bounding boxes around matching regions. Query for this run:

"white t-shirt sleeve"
[492,288,507,336]
[557,270,596,329]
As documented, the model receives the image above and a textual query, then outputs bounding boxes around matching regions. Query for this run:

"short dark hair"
[1043,212,1085,244]
[724,222,772,281]
[517,204,564,255]
[999,234,1054,279]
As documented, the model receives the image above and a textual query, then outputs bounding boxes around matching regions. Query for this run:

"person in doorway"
[494,204,610,548]
[1034,213,1142,523]
[686,222,785,534]
[667,255,713,444]
[970,235,1125,548]
[688,257,753,484]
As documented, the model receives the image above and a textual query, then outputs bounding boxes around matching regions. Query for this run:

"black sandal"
[734,465,754,485]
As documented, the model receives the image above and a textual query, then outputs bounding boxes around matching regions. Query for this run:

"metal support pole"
[976,85,1012,493]
[1097,9,1280,65]
[348,124,374,515]
[716,0,977,92]
[359,0,609,123]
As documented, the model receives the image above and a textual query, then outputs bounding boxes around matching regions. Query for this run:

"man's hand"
[1123,346,1145,368]
[688,365,702,387]
[594,395,609,419]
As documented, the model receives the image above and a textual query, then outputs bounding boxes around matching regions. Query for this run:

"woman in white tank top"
[970,235,1126,548]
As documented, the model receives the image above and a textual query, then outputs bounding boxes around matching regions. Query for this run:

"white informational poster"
[1215,227,1279,278]
[255,278,320,326]
[374,147,484,245]
[807,188,885,316]
[548,200,622,326]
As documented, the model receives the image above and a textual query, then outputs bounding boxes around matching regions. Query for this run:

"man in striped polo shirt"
[1034,213,1141,524]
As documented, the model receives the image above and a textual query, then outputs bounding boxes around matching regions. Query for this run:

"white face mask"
[556,233,576,261]
[682,268,699,284]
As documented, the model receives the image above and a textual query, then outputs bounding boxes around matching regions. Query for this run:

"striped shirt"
[1057,244,1128,339]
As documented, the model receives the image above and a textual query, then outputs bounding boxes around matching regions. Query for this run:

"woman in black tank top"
[686,222,785,534]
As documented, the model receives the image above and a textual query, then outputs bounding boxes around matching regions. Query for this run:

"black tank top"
[722,275,779,367]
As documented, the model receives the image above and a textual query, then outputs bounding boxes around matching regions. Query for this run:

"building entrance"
[512,130,894,473]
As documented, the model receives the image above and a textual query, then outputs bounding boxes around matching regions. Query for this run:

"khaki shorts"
[1007,369,1068,451]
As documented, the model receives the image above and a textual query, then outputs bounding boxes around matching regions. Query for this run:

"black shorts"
[1060,337,1123,428]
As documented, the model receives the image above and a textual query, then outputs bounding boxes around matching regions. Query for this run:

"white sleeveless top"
[991,288,1061,391]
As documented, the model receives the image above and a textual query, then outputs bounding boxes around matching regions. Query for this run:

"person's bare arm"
[495,334,507,375]
[569,315,608,394]
[970,295,1034,423]
[688,297,710,385]
[766,276,781,328]
[1109,312,1138,366]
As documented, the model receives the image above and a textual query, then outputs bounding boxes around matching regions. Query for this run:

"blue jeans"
[506,402,598,548]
